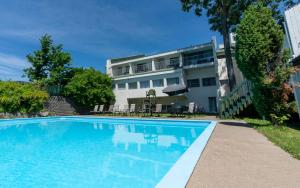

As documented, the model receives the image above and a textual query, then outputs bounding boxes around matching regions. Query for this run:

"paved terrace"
[187,121,300,188]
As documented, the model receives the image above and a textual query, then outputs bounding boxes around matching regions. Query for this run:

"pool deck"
[187,121,300,188]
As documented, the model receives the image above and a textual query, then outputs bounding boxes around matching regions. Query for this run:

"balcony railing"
[155,59,180,70]
[113,67,130,76]
[183,57,214,66]
[132,63,152,74]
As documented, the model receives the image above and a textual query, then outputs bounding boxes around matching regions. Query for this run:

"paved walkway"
[187,121,300,188]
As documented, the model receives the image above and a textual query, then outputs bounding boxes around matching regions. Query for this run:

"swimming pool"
[0,117,216,188]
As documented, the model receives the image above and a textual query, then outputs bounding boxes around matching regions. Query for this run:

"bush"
[0,81,49,114]
[63,68,115,108]
[235,4,293,125]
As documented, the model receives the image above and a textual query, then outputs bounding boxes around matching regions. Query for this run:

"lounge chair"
[105,105,114,114]
[98,105,104,114]
[129,104,136,116]
[138,104,147,116]
[153,104,162,116]
[113,105,120,115]
[183,102,195,117]
[122,104,129,114]
[90,105,99,114]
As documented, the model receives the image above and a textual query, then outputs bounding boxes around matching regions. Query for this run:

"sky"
[0,0,221,81]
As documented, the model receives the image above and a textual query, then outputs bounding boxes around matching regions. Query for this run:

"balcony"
[113,66,130,76]
[155,58,180,70]
[183,50,214,66]
[132,63,152,74]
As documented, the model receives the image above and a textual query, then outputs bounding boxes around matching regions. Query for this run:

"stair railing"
[220,80,253,118]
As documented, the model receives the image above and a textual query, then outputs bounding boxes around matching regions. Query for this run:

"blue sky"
[0,0,220,81]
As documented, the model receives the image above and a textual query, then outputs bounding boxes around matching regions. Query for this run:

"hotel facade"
[106,38,243,113]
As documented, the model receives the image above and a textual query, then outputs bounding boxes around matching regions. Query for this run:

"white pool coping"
[155,121,216,188]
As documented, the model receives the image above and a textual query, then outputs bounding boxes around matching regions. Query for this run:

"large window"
[167,77,179,86]
[128,82,137,89]
[118,83,126,90]
[202,77,216,86]
[187,79,200,88]
[183,49,214,66]
[169,57,180,68]
[140,80,150,89]
[152,79,164,87]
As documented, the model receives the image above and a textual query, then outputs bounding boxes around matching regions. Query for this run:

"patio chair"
[153,104,162,116]
[138,104,147,116]
[98,105,104,114]
[90,105,99,114]
[129,104,136,116]
[106,105,114,114]
[183,102,195,117]
[123,104,129,115]
[113,105,120,115]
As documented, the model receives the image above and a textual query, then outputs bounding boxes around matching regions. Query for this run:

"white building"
[106,39,241,113]
[284,3,300,58]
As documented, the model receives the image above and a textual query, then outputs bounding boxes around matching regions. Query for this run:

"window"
[167,77,179,86]
[187,79,200,88]
[118,83,126,90]
[140,80,150,88]
[112,83,116,90]
[183,50,214,66]
[209,97,217,112]
[169,57,180,68]
[202,77,216,86]
[153,79,164,87]
[128,82,137,89]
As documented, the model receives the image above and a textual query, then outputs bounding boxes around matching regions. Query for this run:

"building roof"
[108,41,213,65]
[110,55,145,64]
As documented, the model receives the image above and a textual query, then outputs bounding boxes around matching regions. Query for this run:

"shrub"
[63,68,115,108]
[0,81,49,114]
[235,4,293,125]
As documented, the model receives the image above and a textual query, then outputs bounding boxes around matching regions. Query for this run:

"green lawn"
[245,118,300,160]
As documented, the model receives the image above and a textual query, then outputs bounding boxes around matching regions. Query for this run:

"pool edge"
[155,121,217,188]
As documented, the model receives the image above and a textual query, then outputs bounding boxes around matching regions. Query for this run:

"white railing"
[155,59,180,70]
[132,63,152,74]
[113,66,130,76]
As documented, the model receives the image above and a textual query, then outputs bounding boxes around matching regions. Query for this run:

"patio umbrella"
[162,84,189,96]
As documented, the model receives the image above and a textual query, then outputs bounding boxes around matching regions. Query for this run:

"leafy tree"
[64,68,115,108]
[235,4,293,125]
[180,0,297,90]
[25,34,72,86]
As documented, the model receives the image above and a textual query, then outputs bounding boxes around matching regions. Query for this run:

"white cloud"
[0,53,29,81]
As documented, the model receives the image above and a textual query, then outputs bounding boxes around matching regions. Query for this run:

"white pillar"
[179,53,183,67]
[151,59,156,71]
[129,63,133,74]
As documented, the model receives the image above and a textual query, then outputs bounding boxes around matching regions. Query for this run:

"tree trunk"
[221,10,236,91]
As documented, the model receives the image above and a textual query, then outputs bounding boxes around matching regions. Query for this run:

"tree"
[24,34,72,86]
[235,4,293,125]
[180,0,296,90]
[63,68,115,108]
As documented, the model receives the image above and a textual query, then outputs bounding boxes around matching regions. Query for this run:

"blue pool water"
[0,117,211,188]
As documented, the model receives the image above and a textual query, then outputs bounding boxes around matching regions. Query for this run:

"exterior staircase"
[220,80,253,118]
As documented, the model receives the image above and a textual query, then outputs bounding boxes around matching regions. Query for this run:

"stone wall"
[45,96,79,115]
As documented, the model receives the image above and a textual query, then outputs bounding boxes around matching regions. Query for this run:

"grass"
[245,118,300,160]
